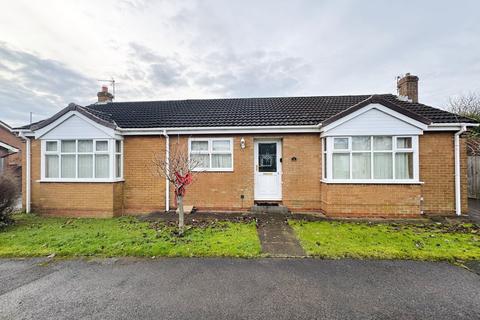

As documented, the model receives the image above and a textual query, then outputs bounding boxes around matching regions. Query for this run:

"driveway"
[0,258,479,320]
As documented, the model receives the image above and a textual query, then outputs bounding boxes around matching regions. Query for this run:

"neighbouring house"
[0,120,23,187]
[14,75,478,218]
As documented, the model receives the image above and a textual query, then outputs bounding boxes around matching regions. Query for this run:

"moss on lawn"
[0,214,261,258]
[290,220,480,261]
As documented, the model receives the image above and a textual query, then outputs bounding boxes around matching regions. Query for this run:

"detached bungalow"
[15,74,477,218]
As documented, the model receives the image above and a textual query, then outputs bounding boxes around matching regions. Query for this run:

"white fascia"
[119,124,322,135]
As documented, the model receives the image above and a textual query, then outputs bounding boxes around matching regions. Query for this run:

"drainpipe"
[25,137,31,213]
[162,130,170,212]
[454,125,467,216]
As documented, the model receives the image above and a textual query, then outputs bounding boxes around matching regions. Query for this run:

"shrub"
[0,174,19,230]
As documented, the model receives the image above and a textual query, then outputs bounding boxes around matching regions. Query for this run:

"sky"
[0,0,479,127]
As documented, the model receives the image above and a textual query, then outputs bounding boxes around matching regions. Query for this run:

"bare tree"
[449,92,480,155]
[449,92,480,121]
[152,142,202,235]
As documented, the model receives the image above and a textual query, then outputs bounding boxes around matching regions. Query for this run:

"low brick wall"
[320,183,422,218]
[31,182,122,218]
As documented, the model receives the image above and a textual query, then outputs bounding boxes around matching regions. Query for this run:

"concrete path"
[1,258,479,320]
[256,216,305,257]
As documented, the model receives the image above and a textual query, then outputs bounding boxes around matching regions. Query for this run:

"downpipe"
[162,130,170,212]
[454,125,467,216]
[18,133,31,213]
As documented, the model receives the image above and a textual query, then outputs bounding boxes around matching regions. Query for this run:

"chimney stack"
[397,73,419,103]
[97,85,114,103]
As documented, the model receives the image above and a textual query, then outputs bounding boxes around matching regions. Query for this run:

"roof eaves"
[0,120,12,132]
[0,141,20,153]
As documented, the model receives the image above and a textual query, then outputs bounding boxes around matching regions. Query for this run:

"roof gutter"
[454,125,468,216]
[429,123,479,127]
[418,123,479,132]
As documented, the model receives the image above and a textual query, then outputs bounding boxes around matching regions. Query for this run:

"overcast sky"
[0,0,479,127]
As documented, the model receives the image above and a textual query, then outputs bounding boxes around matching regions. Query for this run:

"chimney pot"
[97,85,114,103]
[397,73,419,103]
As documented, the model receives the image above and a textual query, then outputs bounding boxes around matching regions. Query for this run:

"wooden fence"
[468,156,480,199]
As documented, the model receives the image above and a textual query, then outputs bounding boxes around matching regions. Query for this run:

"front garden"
[0,214,261,258]
[0,213,479,261]
[290,220,480,261]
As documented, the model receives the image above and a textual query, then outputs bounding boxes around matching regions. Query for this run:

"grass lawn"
[0,214,261,258]
[290,220,480,261]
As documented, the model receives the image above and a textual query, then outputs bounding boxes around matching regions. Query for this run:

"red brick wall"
[169,135,254,211]
[419,132,468,215]
[24,131,468,218]
[168,134,322,211]
[320,183,422,217]
[122,136,166,214]
[282,134,322,210]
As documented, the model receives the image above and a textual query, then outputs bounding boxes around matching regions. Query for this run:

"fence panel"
[468,156,480,199]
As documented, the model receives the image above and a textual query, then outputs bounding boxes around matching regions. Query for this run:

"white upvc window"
[115,140,123,178]
[322,135,419,183]
[189,138,233,171]
[42,139,123,182]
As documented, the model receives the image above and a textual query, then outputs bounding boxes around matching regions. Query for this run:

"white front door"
[254,140,282,200]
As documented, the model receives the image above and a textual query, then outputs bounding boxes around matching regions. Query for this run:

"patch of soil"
[406,222,480,234]
[149,216,257,230]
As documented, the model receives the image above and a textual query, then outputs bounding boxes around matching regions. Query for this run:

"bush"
[0,174,18,229]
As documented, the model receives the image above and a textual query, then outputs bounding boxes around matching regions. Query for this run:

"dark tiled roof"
[15,94,477,130]
[84,94,475,128]
[15,103,116,131]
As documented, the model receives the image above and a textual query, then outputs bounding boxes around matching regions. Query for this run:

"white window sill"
[191,169,234,172]
[37,178,125,183]
[321,179,424,185]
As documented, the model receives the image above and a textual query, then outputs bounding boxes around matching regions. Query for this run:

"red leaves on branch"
[174,171,192,205]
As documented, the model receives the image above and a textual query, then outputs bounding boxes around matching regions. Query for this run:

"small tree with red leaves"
[152,142,202,235]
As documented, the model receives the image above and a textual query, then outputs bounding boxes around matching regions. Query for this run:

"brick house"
[0,120,23,187]
[15,75,478,218]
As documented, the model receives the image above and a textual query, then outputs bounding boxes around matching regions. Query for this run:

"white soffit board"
[40,114,114,139]
[323,105,424,136]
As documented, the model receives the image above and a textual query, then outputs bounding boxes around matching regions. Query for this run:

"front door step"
[251,204,289,214]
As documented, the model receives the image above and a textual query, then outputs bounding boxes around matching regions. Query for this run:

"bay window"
[323,135,418,182]
[189,138,233,171]
[42,139,123,181]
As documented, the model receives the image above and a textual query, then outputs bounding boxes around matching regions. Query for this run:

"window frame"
[114,140,123,179]
[322,135,420,184]
[41,139,124,182]
[188,137,234,172]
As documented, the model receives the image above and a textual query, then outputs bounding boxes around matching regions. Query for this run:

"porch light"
[240,137,246,149]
